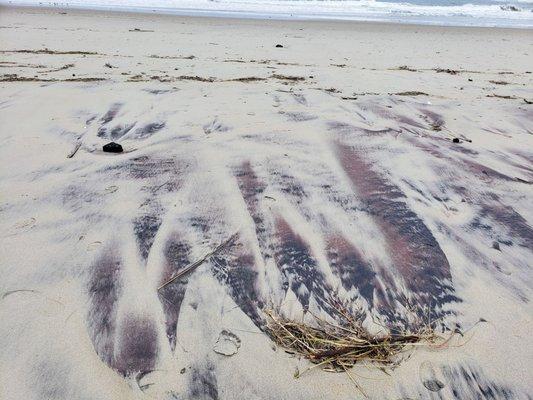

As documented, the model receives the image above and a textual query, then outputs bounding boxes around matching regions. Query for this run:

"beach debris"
[213,330,241,356]
[104,63,116,68]
[435,68,459,75]
[272,74,306,82]
[1,74,106,83]
[0,74,53,82]
[486,94,518,100]
[393,91,428,97]
[492,241,501,251]
[67,141,82,158]
[397,65,418,72]
[129,28,154,32]
[275,44,284,48]
[177,75,216,83]
[65,77,106,82]
[452,138,462,143]
[419,361,446,392]
[2,289,39,300]
[489,80,509,85]
[102,142,123,153]
[265,306,446,376]
[229,76,267,82]
[158,233,237,291]
[322,87,341,93]
[0,48,99,55]
[45,63,75,73]
[523,98,532,105]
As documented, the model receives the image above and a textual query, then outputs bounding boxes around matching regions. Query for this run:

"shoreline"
[2,2,533,29]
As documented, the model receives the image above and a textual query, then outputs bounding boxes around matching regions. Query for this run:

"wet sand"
[0,5,532,400]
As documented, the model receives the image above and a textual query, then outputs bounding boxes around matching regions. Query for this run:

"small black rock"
[275,44,284,48]
[103,142,123,153]
[452,138,460,143]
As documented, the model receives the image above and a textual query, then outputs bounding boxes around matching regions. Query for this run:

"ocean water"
[3,0,533,27]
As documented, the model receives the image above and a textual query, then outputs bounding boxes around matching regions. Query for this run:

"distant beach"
[1,4,532,400]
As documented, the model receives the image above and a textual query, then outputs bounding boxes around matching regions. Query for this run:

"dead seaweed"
[228,76,267,83]
[435,68,460,75]
[149,54,195,60]
[486,94,518,100]
[0,74,52,82]
[64,77,106,82]
[45,63,75,73]
[395,65,418,72]
[0,48,100,55]
[0,74,106,82]
[177,75,216,83]
[272,74,306,82]
[393,91,428,96]
[265,305,447,377]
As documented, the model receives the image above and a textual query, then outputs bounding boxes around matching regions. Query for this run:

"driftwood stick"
[67,141,82,158]
[157,232,238,291]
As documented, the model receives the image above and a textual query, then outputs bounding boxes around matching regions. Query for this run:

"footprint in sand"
[213,329,241,356]
[419,361,446,392]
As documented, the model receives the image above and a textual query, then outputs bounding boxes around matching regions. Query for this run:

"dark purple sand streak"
[325,234,377,304]
[158,235,192,351]
[113,315,159,376]
[335,143,457,317]
[273,216,338,314]
[88,153,191,372]
[188,361,219,400]
[235,162,336,317]
[211,247,262,326]
[88,248,160,376]
[398,363,531,400]
[407,136,533,251]
[87,248,122,370]
[134,214,163,260]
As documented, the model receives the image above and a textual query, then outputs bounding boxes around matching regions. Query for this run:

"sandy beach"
[1,5,532,399]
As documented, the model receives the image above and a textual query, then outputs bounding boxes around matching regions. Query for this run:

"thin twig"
[67,141,82,158]
[157,232,238,291]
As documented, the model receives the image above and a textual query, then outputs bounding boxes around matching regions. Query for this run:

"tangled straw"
[265,308,444,376]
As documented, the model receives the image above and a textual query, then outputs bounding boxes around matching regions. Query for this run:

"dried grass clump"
[265,307,445,376]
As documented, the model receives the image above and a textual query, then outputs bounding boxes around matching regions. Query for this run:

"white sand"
[1,6,532,400]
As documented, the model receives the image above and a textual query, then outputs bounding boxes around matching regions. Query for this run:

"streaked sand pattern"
[1,6,532,400]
